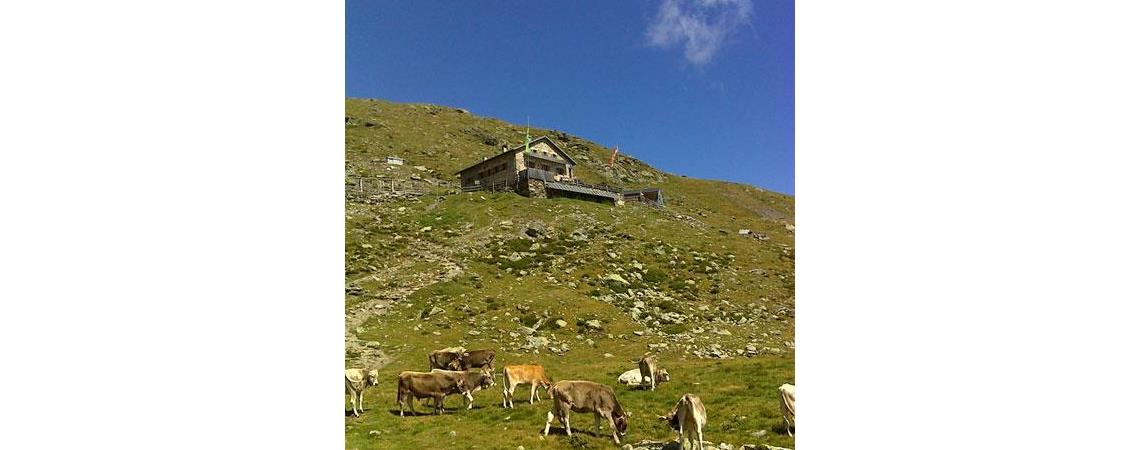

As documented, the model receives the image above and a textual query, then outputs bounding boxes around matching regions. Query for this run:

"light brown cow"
[345,368,379,417]
[659,394,707,450]
[542,380,629,445]
[501,364,553,408]
[395,369,495,416]
[638,354,670,391]
[778,383,795,436]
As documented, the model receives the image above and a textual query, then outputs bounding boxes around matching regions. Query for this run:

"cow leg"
[435,395,445,415]
[529,383,537,404]
[357,391,365,413]
[606,415,620,445]
[564,413,571,436]
[465,391,475,410]
[677,422,684,447]
[594,413,602,434]
[543,411,554,436]
[697,427,705,450]
[350,393,359,417]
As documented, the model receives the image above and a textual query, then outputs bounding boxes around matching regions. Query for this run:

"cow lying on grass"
[660,394,707,450]
[345,368,379,417]
[543,380,629,445]
[396,368,495,416]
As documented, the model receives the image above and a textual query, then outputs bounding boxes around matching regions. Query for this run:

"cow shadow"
[771,422,795,435]
[385,405,486,416]
[542,427,616,439]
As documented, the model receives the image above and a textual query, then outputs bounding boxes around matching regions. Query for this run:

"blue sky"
[346,0,794,194]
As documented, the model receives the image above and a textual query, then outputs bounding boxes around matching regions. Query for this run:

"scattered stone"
[428,306,444,317]
[413,165,428,171]
[368,430,381,436]
[585,319,603,330]
[603,353,614,358]
[633,330,645,336]
[364,341,381,348]
[605,274,630,285]
[738,229,751,235]
[419,226,432,233]
[555,319,568,328]
[467,330,481,336]
[448,430,457,437]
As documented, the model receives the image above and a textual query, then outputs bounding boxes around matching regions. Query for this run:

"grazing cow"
[396,368,496,416]
[344,368,379,417]
[778,384,795,436]
[659,394,707,450]
[456,349,496,372]
[638,354,670,391]
[501,364,553,408]
[543,380,629,445]
[428,346,467,371]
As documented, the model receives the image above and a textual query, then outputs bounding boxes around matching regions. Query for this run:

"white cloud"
[646,0,753,65]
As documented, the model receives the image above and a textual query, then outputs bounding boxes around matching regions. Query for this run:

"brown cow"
[395,368,495,416]
[456,349,496,371]
[501,364,553,408]
[638,354,670,391]
[542,380,629,445]
[428,347,466,371]
[659,394,707,450]
[430,369,495,409]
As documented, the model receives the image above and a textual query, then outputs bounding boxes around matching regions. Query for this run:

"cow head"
[446,354,464,371]
[614,412,628,436]
[659,401,681,430]
[657,368,671,382]
[366,369,380,387]
[476,368,496,389]
[540,375,554,396]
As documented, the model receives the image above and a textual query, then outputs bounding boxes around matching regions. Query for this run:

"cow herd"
[345,347,795,446]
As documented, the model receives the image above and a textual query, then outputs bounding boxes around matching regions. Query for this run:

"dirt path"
[344,236,465,370]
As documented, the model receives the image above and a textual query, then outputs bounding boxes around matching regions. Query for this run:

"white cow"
[660,393,707,450]
[345,368,379,417]
[617,368,642,385]
[778,383,795,436]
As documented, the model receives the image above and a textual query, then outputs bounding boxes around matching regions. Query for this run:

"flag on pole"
[609,146,619,167]
[525,117,531,153]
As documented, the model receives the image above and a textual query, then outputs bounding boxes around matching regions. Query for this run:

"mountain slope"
[345,98,795,450]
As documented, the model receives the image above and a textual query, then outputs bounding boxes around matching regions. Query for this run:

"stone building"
[457,135,660,207]
[456,135,576,190]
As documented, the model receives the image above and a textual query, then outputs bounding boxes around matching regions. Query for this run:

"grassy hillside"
[345,98,795,450]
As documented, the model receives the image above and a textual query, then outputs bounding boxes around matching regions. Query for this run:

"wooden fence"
[345,176,438,200]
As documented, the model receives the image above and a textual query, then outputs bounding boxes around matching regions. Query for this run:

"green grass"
[345,98,795,449]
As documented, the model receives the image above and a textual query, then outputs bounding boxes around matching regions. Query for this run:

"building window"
[542,164,550,171]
